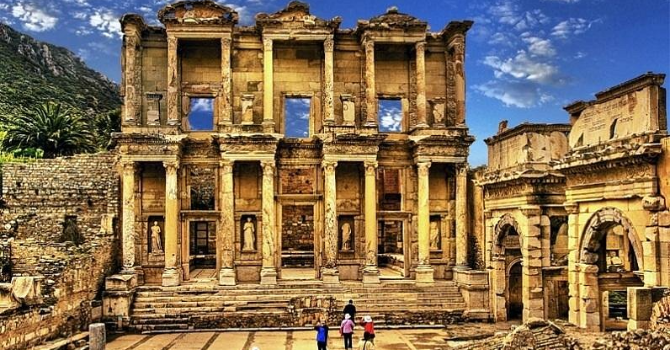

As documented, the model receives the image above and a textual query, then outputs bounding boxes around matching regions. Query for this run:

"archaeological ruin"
[0,0,669,348]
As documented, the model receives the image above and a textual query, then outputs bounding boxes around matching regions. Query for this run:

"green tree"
[0,102,95,158]
[93,108,121,149]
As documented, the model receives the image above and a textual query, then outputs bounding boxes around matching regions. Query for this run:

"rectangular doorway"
[189,221,216,269]
[378,220,405,279]
[281,205,316,280]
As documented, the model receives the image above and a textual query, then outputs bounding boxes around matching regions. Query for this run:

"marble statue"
[430,221,440,250]
[150,221,163,253]
[242,217,256,251]
[341,222,352,251]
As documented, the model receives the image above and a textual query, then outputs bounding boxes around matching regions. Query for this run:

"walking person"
[343,299,356,320]
[360,315,375,344]
[340,313,355,350]
[314,319,329,350]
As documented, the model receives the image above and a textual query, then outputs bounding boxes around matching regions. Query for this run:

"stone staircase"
[130,280,466,331]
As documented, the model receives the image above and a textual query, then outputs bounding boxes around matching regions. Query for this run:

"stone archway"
[576,207,644,331]
[490,213,523,321]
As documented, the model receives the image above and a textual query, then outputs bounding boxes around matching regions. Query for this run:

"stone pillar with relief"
[323,36,335,126]
[122,29,141,126]
[218,160,235,285]
[450,37,466,125]
[219,38,233,127]
[166,35,180,126]
[416,161,434,283]
[262,38,275,132]
[455,164,469,269]
[363,39,377,127]
[414,41,428,129]
[363,161,380,283]
[322,160,339,283]
[260,160,277,285]
[162,160,181,286]
[121,161,136,273]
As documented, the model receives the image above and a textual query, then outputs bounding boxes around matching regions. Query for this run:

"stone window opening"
[186,97,215,131]
[283,96,311,138]
[609,118,618,139]
[378,98,403,132]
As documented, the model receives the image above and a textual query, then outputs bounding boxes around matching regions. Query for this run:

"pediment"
[358,6,427,32]
[158,0,238,26]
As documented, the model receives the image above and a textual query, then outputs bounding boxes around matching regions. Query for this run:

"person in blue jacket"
[314,319,329,350]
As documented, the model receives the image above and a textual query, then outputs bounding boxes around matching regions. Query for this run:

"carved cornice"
[358,6,428,32]
[120,14,147,33]
[565,72,666,114]
[158,0,238,26]
[256,1,341,32]
[440,21,474,40]
[484,122,571,146]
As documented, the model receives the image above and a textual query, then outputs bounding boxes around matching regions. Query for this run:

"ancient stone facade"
[478,73,670,332]
[0,154,119,350]
[113,0,475,292]
[480,123,571,323]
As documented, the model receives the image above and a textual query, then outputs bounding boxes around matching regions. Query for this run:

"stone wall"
[0,153,119,350]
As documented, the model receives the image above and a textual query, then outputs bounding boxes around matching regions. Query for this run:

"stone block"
[581,297,598,313]
[104,274,137,291]
[627,287,652,321]
[88,323,106,350]
[658,211,670,227]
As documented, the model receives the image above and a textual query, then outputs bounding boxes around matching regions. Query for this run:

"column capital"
[564,202,579,215]
[262,37,273,51]
[417,161,431,175]
[121,160,136,173]
[163,160,180,171]
[322,160,338,174]
[221,37,232,46]
[364,161,378,175]
[219,159,234,173]
[324,35,334,52]
[456,163,468,175]
[362,38,374,51]
[261,160,275,175]
[520,205,542,218]
[415,40,426,52]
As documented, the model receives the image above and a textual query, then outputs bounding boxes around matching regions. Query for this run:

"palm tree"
[0,102,96,158]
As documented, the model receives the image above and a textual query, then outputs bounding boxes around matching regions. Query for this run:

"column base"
[321,267,340,284]
[260,267,277,285]
[362,266,380,284]
[413,123,429,130]
[415,265,434,284]
[261,121,275,133]
[218,268,236,286]
[162,268,182,287]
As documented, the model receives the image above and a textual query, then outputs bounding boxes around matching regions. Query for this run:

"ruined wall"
[487,129,568,171]
[0,153,119,350]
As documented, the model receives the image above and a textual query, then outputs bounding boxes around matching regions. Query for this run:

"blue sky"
[0,0,668,165]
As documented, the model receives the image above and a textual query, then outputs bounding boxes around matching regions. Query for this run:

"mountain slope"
[0,22,121,117]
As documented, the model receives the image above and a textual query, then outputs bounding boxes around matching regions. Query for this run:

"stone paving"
[107,328,472,350]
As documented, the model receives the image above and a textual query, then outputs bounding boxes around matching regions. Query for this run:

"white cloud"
[223,3,251,25]
[475,80,554,108]
[75,26,93,36]
[90,10,122,39]
[489,32,515,46]
[379,106,402,132]
[11,2,58,32]
[522,36,556,57]
[73,11,88,20]
[483,51,561,85]
[488,1,548,31]
[552,18,597,38]
[0,4,8,10]
[191,98,213,112]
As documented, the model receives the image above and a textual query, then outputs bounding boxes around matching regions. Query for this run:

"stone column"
[565,203,581,325]
[219,160,235,285]
[363,161,380,283]
[167,35,180,126]
[455,164,469,268]
[219,38,233,127]
[323,36,335,126]
[579,263,600,331]
[260,160,277,285]
[262,38,275,132]
[162,160,181,286]
[414,41,428,129]
[416,161,434,283]
[451,37,466,125]
[122,30,141,125]
[121,161,136,273]
[363,39,377,127]
[322,160,339,283]
[521,206,544,321]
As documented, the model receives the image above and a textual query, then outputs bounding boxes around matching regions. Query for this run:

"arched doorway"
[491,214,523,321]
[579,207,644,330]
[507,259,523,320]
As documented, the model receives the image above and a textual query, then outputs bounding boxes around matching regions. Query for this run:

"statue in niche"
[606,251,623,272]
[430,221,441,250]
[341,222,352,251]
[242,217,256,251]
[150,221,163,253]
